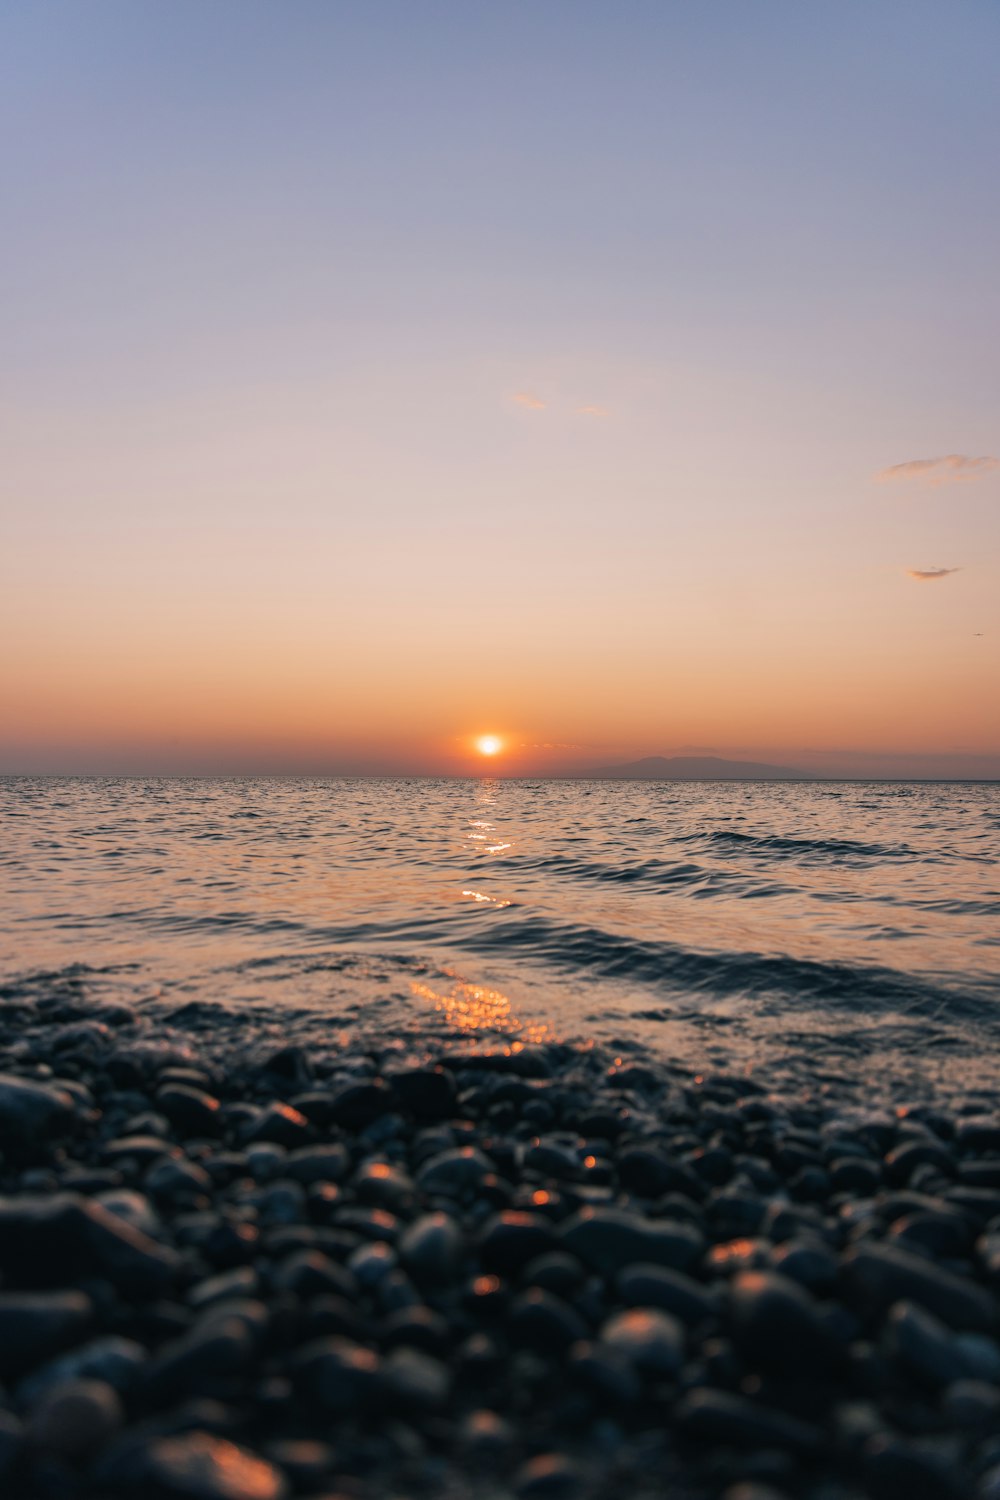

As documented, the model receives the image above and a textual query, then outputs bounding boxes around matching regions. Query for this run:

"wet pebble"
[0,1291,93,1379]
[513,1452,583,1498]
[599,1307,684,1377]
[399,1210,464,1282]
[0,1073,76,1145]
[101,1429,289,1499]
[558,1206,703,1275]
[27,1376,123,1459]
[730,1270,846,1376]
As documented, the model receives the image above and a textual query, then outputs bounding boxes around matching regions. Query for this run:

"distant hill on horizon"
[580,754,810,780]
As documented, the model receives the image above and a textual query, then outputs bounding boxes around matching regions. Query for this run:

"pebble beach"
[4,977,1000,1500]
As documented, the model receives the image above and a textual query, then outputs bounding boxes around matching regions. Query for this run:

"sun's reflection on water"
[460,889,512,908]
[410,969,552,1041]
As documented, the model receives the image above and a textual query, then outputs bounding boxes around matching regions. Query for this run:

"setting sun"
[475,735,503,757]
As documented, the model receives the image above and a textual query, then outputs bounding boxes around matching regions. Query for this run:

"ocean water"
[2,776,998,1088]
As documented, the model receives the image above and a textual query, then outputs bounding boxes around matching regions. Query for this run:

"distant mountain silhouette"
[583,755,808,780]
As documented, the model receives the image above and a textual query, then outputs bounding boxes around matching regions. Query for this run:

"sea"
[2,776,998,1094]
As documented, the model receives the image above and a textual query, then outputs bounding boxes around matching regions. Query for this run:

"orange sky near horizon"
[2,5,999,780]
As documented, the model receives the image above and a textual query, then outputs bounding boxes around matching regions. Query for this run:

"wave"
[485,852,794,900]
[74,900,996,1026]
[455,913,994,1020]
[692,829,917,862]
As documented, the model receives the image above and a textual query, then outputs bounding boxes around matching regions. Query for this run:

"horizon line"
[2,771,999,785]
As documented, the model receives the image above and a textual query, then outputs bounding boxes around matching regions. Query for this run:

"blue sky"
[2,2,998,775]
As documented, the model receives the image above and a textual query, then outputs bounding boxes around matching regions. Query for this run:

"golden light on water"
[475,735,503,757]
[410,971,551,1041]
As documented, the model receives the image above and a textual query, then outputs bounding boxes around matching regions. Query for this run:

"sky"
[2,1,999,778]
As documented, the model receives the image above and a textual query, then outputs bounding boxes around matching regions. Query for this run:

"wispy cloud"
[512,391,545,410]
[877,454,999,485]
[577,404,609,417]
[906,567,961,581]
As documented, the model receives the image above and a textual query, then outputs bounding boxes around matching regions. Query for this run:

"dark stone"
[599,1307,683,1377]
[418,1146,496,1195]
[479,1212,557,1273]
[18,1335,147,1402]
[709,1188,766,1238]
[616,1264,715,1327]
[283,1144,350,1184]
[27,1376,123,1458]
[884,1301,973,1389]
[347,1240,396,1287]
[610,1062,661,1091]
[675,1389,822,1452]
[353,1161,416,1212]
[960,1162,1000,1189]
[843,1242,997,1331]
[520,1252,586,1296]
[730,1271,847,1377]
[189,1269,259,1308]
[509,1289,589,1353]
[380,1305,450,1356]
[956,1118,1000,1152]
[102,1134,178,1167]
[98,1430,289,1499]
[768,1239,838,1293]
[0,1073,76,1145]
[617,1146,698,1198]
[459,1408,515,1466]
[146,1156,213,1204]
[514,1452,582,1498]
[260,1440,331,1490]
[334,1205,398,1242]
[289,1336,381,1412]
[446,1048,553,1079]
[863,1434,958,1500]
[568,1340,642,1406]
[830,1156,882,1194]
[688,1145,734,1186]
[399,1212,464,1283]
[271,1250,355,1300]
[260,1045,312,1084]
[381,1345,451,1411]
[522,1140,581,1181]
[242,1101,310,1146]
[558,1207,702,1276]
[0,1409,23,1481]
[257,1180,307,1226]
[942,1378,1000,1428]
[0,1290,93,1379]
[327,1080,395,1129]
[387,1067,457,1120]
[156,1085,222,1137]
[890,1211,971,1259]
[143,1318,254,1404]
[885,1140,956,1185]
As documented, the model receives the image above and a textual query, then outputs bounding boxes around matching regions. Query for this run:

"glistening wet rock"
[599,1307,684,1377]
[98,1429,290,1499]
[843,1241,997,1331]
[0,1194,180,1293]
[0,1073,77,1146]
[27,1377,123,1459]
[730,1270,846,1377]
[399,1211,464,1283]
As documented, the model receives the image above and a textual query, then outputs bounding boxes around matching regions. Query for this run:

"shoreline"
[1,988,1000,1498]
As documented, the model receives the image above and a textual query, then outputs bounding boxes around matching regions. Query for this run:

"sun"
[476,735,503,757]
